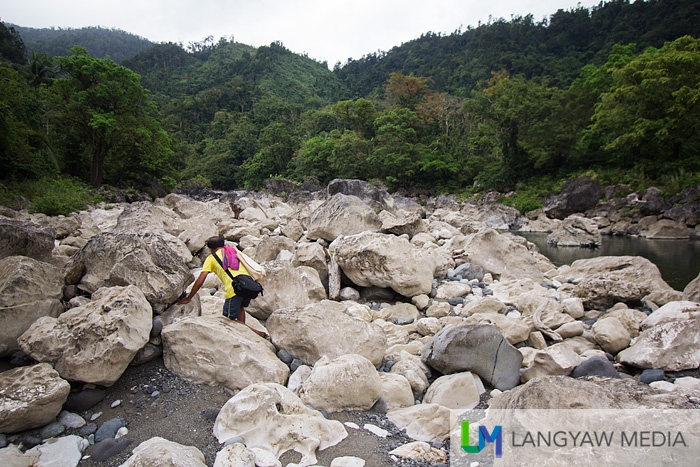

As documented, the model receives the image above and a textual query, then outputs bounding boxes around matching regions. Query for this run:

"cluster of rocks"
[1,177,700,466]
[519,176,700,247]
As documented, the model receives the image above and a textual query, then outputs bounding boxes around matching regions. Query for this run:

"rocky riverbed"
[1,177,700,466]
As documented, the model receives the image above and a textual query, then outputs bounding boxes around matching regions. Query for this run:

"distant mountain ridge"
[9,24,155,63]
[335,0,700,97]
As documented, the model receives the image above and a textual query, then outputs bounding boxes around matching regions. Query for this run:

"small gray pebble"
[91,438,134,462]
[95,417,127,443]
[150,317,164,338]
[202,407,220,421]
[79,423,98,436]
[40,421,65,439]
[151,391,160,398]
[21,436,42,448]
[394,316,414,325]
[0,433,8,448]
[640,369,666,384]
[370,397,388,414]
[277,349,294,364]
[290,358,304,372]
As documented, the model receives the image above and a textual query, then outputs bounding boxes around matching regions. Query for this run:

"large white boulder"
[459,229,554,282]
[516,294,574,330]
[120,437,207,467]
[463,313,530,345]
[490,375,696,409]
[247,261,327,320]
[556,256,681,308]
[390,352,430,396]
[423,372,484,410]
[214,443,257,467]
[546,215,601,247]
[386,404,451,443]
[684,273,700,301]
[329,232,452,297]
[306,193,382,242]
[267,303,386,366]
[378,373,415,410]
[0,256,64,357]
[617,316,700,371]
[162,315,288,390]
[0,363,70,433]
[298,354,382,412]
[213,383,347,466]
[63,232,193,313]
[18,286,152,386]
[591,317,631,354]
[292,242,328,283]
[520,344,582,382]
[0,219,55,261]
[640,301,700,330]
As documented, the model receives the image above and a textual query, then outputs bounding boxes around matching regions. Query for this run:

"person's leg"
[227,295,243,321]
[235,297,267,337]
[222,297,234,318]
[234,307,246,324]
[233,297,251,324]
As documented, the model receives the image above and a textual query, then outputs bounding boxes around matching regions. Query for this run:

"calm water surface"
[512,231,700,292]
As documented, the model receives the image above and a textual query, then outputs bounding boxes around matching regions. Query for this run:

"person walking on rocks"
[178,236,267,338]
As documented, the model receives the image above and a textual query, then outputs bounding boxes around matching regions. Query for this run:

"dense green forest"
[8,24,154,63]
[1,0,700,215]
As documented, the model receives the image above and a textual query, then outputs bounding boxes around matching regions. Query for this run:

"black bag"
[212,252,264,299]
[231,274,264,299]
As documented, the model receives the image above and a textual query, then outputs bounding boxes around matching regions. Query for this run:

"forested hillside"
[10,24,154,63]
[336,0,700,97]
[1,0,699,216]
[335,0,700,98]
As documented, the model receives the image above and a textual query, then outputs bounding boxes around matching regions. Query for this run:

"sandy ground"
[6,357,444,466]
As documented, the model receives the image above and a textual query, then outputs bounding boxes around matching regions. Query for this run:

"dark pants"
[223,295,251,319]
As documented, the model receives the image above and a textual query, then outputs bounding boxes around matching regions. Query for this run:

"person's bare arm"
[177,270,209,304]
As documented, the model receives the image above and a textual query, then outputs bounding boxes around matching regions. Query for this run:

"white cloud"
[2,0,602,65]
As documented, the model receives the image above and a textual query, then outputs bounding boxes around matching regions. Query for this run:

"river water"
[511,231,700,292]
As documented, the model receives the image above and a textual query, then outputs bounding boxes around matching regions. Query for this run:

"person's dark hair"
[206,236,225,249]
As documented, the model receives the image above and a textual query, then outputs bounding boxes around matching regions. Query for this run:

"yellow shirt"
[201,249,249,299]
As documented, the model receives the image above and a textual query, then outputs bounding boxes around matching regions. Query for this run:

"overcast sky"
[3,0,603,66]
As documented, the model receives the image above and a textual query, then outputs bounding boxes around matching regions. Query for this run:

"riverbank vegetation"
[1,0,699,215]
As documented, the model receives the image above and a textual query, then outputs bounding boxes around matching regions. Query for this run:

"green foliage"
[586,36,700,175]
[4,3,700,202]
[0,66,55,180]
[0,178,91,215]
[659,170,700,197]
[11,25,154,63]
[0,22,27,66]
[498,178,560,214]
[51,47,177,188]
[335,0,700,97]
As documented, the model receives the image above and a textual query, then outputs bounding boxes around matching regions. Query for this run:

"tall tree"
[463,71,555,190]
[384,72,433,111]
[52,46,175,187]
[586,36,700,172]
